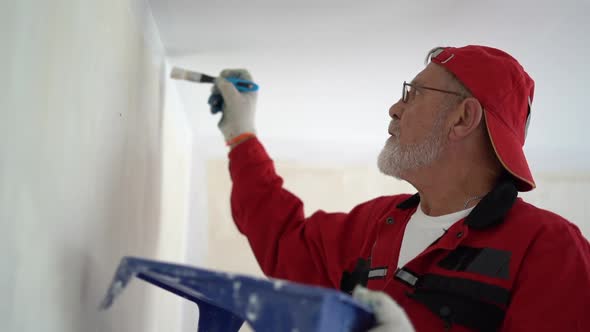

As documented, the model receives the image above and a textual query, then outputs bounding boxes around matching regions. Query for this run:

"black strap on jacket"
[419,274,510,307]
[340,258,370,294]
[400,269,510,332]
[408,287,505,332]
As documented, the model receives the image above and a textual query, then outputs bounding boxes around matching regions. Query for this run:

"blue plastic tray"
[100,257,375,331]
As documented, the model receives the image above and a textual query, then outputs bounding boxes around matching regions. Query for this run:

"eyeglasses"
[402,81,467,103]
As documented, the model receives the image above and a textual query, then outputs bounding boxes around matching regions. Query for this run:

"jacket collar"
[395,179,518,229]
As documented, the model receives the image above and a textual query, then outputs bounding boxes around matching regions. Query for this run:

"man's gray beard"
[377,115,446,179]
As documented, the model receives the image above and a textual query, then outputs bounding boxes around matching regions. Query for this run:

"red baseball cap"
[429,45,536,191]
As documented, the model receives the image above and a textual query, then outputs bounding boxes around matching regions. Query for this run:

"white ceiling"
[149,0,590,172]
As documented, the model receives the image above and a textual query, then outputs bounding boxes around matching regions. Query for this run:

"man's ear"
[449,97,483,141]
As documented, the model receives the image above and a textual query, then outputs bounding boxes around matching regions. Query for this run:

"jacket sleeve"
[501,220,590,331]
[228,138,383,288]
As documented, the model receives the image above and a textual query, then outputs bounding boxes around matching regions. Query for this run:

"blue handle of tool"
[226,77,259,93]
[208,77,259,114]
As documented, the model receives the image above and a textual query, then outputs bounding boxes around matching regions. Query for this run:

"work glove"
[211,69,257,146]
[353,286,415,332]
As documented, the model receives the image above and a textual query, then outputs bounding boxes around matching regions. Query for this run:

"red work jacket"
[228,138,590,331]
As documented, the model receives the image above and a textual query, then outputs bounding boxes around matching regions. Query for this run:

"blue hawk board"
[100,257,376,331]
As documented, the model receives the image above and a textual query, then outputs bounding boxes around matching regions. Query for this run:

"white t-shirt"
[397,204,474,268]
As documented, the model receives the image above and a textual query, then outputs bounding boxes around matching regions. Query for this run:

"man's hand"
[212,69,257,146]
[353,286,415,332]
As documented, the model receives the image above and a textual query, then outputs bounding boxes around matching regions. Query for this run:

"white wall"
[0,1,195,332]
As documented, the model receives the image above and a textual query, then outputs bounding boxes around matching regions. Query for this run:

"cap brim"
[484,110,536,192]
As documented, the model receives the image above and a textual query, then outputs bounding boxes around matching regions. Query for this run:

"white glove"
[213,69,257,145]
[353,286,415,332]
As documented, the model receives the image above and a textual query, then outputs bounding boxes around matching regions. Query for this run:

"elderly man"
[211,45,590,331]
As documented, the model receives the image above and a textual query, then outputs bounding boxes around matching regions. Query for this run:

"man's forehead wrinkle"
[412,66,437,86]
[413,69,452,88]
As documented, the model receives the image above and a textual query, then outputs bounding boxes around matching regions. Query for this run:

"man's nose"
[389,99,403,120]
